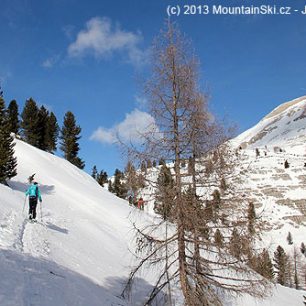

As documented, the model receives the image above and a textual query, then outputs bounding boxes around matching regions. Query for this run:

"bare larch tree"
[122,21,270,306]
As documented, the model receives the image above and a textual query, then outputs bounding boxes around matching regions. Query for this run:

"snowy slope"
[233,95,306,154]
[227,96,306,293]
[0,139,159,306]
[0,138,305,305]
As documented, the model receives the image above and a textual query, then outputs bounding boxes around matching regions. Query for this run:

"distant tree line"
[0,90,85,186]
[91,165,108,187]
[0,87,17,184]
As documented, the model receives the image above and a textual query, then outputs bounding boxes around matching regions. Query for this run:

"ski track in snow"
[0,204,63,306]
[21,217,50,306]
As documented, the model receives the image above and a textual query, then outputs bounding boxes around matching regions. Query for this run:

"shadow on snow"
[45,222,69,234]
[0,249,166,306]
[8,181,55,195]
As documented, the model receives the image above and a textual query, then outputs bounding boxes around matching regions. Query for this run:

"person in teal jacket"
[25,182,42,220]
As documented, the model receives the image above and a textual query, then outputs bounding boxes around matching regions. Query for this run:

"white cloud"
[42,58,53,68]
[67,17,146,66]
[41,55,60,68]
[90,109,157,145]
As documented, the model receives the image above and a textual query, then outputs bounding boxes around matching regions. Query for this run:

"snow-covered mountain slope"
[233,95,306,154]
[1,139,305,305]
[227,96,306,288]
[231,96,306,227]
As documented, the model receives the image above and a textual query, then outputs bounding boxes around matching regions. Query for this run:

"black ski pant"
[29,196,38,219]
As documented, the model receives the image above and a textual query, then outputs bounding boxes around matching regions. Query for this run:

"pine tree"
[212,189,221,209]
[140,161,147,173]
[97,170,108,187]
[91,165,98,180]
[154,164,175,220]
[125,161,139,197]
[214,229,224,248]
[257,249,274,281]
[108,180,114,193]
[284,160,290,169]
[21,98,40,146]
[146,159,152,169]
[45,112,59,153]
[7,100,19,134]
[0,92,17,184]
[37,105,49,150]
[287,232,293,245]
[293,248,299,290]
[60,111,85,169]
[229,228,242,259]
[113,169,127,198]
[273,245,287,285]
[301,242,306,255]
[255,148,260,158]
[248,202,256,235]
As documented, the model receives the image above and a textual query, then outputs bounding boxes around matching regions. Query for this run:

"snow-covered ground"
[0,135,305,305]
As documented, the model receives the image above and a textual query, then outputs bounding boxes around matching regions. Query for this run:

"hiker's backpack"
[28,184,38,198]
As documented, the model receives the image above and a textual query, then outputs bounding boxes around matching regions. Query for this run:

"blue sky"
[1,0,306,175]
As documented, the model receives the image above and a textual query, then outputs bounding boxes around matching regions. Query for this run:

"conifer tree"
[91,165,98,180]
[140,161,147,173]
[214,229,224,248]
[60,111,85,169]
[212,189,221,209]
[257,249,274,281]
[154,164,175,220]
[146,159,152,169]
[125,161,139,197]
[108,180,114,193]
[21,98,40,146]
[248,202,256,235]
[7,100,19,135]
[301,242,306,255]
[97,170,108,187]
[273,245,288,285]
[113,169,127,198]
[255,148,260,158]
[230,228,242,259]
[37,105,49,150]
[287,232,293,245]
[284,160,290,169]
[45,112,59,153]
[293,248,299,290]
[0,92,17,184]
